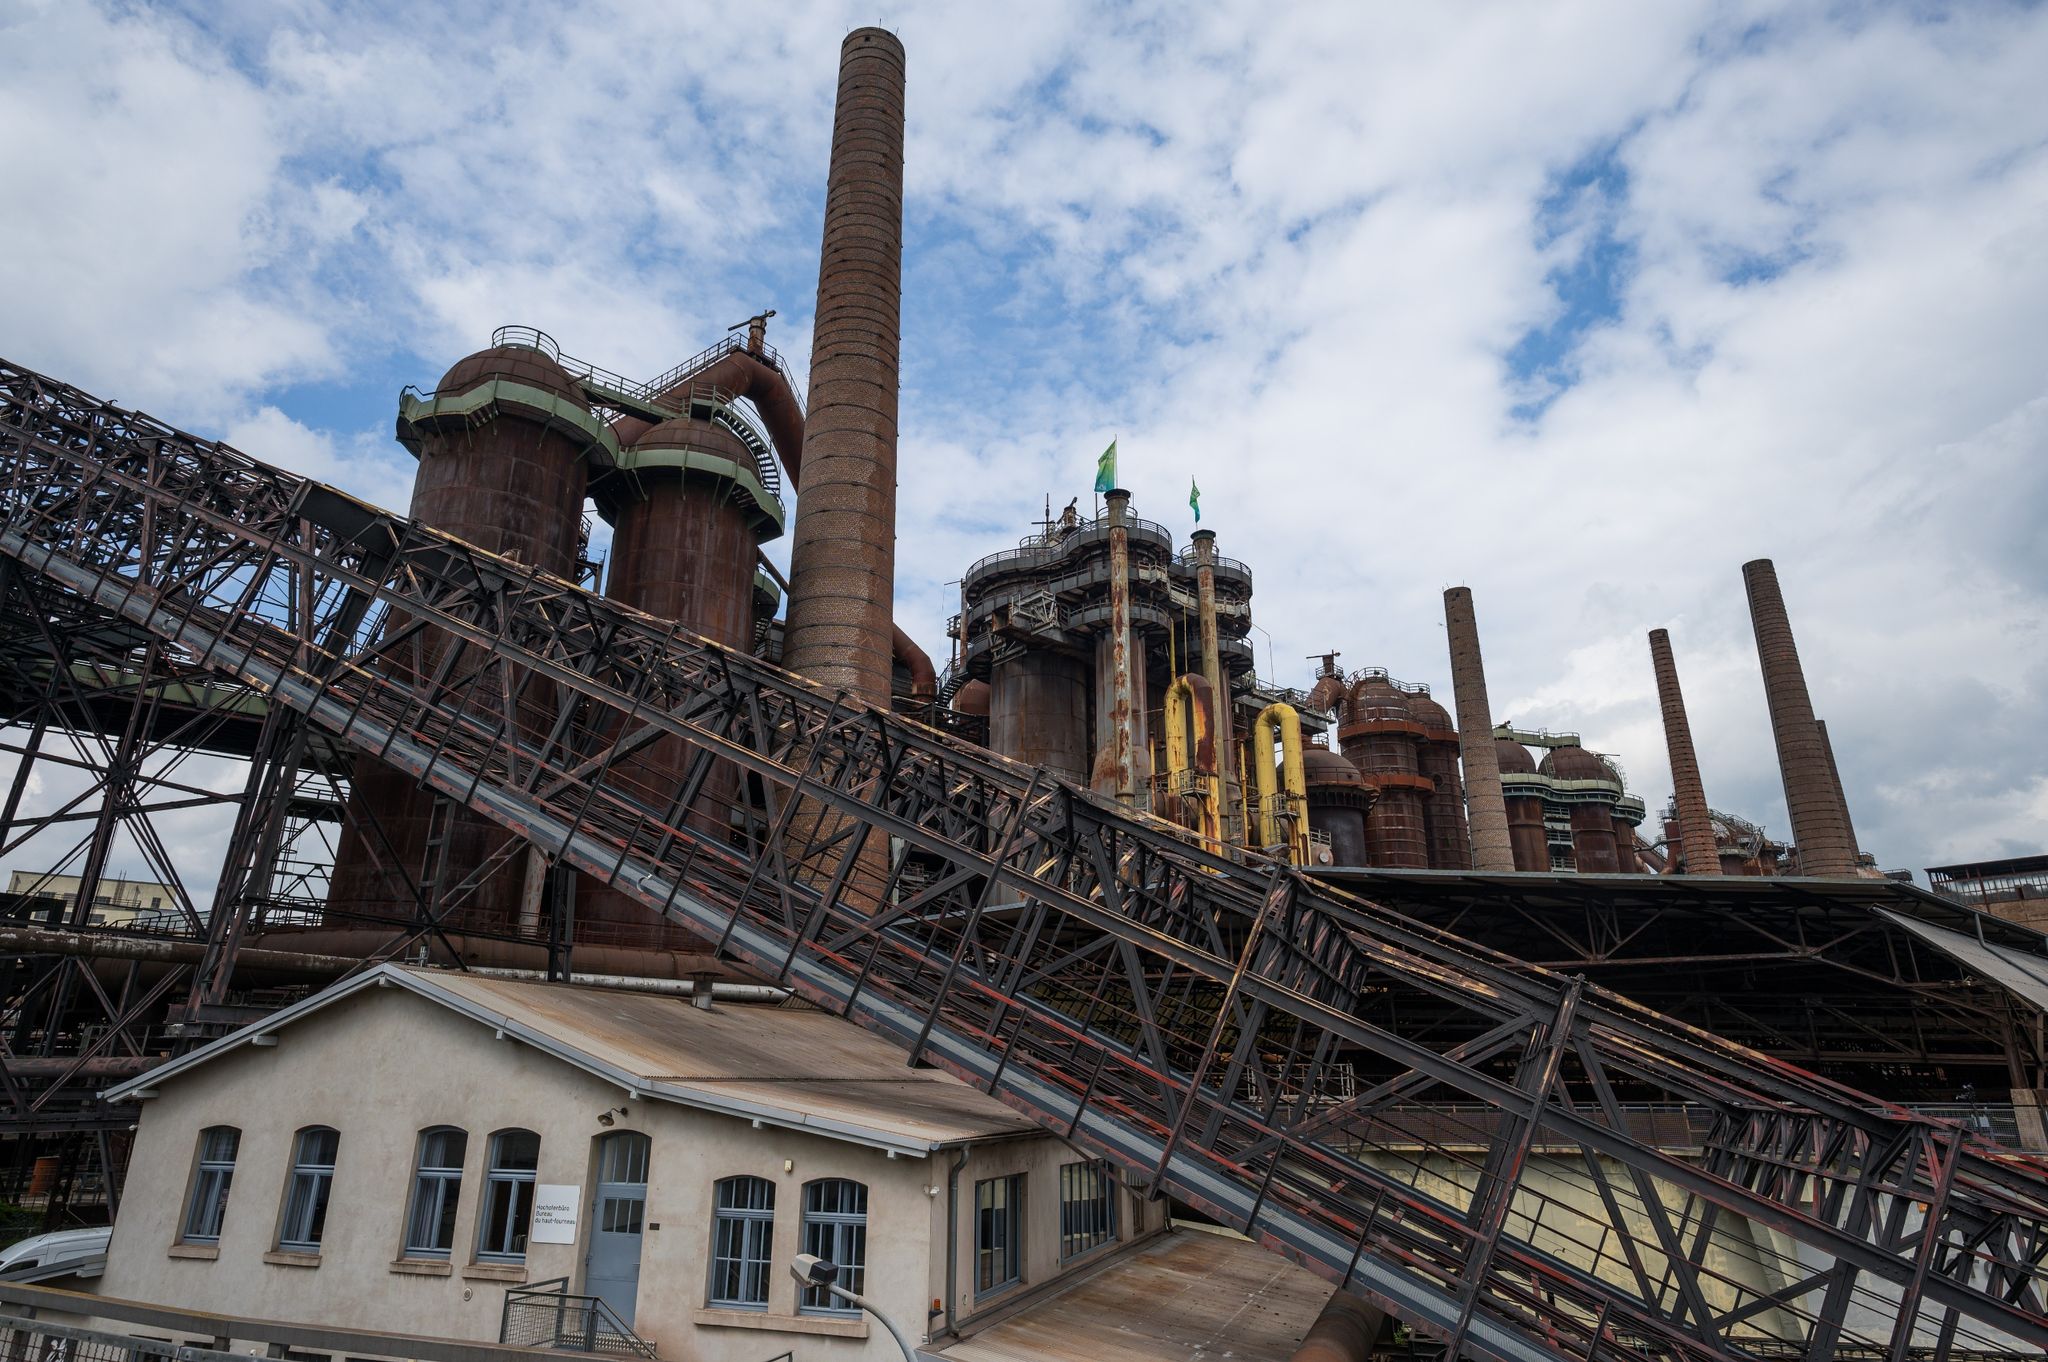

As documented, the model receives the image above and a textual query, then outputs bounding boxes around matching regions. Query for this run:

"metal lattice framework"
[3,358,2046,1362]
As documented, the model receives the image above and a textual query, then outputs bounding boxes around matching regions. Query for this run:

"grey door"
[584,1132,649,1326]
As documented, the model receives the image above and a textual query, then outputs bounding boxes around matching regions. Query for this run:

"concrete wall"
[92,986,1030,1362]
[939,1134,1164,1334]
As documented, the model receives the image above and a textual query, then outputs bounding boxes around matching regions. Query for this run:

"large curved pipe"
[674,349,807,486]
[892,621,937,703]
[1163,673,1223,851]
[1305,672,1347,719]
[1252,701,1311,865]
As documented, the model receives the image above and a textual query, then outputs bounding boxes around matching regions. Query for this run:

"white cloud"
[2,0,2043,889]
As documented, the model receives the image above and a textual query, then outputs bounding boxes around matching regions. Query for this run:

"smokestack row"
[781,28,907,705]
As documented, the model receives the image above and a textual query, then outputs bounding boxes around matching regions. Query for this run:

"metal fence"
[0,1316,242,1362]
[500,1280,654,1359]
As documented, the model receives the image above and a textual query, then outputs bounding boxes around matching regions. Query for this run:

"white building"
[95,965,1174,1361]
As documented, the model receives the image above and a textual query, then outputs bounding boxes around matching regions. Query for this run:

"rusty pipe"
[1163,673,1224,852]
[0,923,356,976]
[1252,701,1311,865]
[674,349,806,486]
[1188,530,1239,838]
[1289,1291,1386,1362]
[892,621,937,704]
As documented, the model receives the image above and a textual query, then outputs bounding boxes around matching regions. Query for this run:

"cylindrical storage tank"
[1406,689,1471,870]
[1610,811,1640,873]
[1339,676,1429,869]
[1542,745,1622,874]
[576,413,768,953]
[991,653,1091,786]
[1496,738,1549,871]
[323,342,593,942]
[953,678,990,717]
[1303,744,1374,867]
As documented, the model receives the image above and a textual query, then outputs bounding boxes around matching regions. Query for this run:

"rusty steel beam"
[5,358,2047,1362]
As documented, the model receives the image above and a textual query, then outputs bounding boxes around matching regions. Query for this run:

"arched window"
[278,1126,339,1252]
[799,1179,867,1314]
[180,1126,239,1244]
[708,1176,775,1309]
[477,1129,540,1262]
[403,1127,468,1258]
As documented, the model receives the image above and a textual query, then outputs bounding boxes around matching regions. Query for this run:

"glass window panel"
[708,1176,774,1308]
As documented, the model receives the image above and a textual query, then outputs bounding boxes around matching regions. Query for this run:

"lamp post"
[790,1254,920,1360]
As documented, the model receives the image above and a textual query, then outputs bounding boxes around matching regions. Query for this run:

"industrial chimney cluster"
[294,25,1876,990]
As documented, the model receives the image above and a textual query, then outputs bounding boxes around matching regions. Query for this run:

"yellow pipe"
[1252,701,1311,865]
[1163,674,1224,853]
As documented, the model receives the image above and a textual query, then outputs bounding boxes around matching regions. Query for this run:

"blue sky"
[3,0,2046,894]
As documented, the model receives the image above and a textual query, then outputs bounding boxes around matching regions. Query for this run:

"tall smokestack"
[1741,559,1857,876]
[1815,719,1862,860]
[782,28,905,704]
[1443,587,1514,872]
[1648,628,1721,876]
[1189,529,1239,837]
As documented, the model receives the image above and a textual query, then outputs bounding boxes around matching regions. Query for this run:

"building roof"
[934,1225,1332,1362]
[105,965,1037,1157]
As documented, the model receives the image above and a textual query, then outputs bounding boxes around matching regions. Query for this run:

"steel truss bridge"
[2,358,2046,1362]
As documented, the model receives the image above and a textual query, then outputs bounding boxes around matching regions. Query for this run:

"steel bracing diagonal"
[3,358,2046,1361]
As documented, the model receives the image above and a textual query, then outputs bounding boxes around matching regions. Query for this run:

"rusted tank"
[576,413,771,952]
[1542,744,1622,874]
[990,652,1091,786]
[1406,688,1471,870]
[1611,810,1640,873]
[1496,737,1549,871]
[1339,674,1429,869]
[952,678,990,718]
[1303,744,1373,867]
[324,342,594,941]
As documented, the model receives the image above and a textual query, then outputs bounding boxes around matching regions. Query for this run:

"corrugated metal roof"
[1875,908,2048,1014]
[107,964,1036,1156]
[934,1227,1330,1362]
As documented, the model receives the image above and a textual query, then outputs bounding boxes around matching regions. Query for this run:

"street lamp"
[790,1253,920,1360]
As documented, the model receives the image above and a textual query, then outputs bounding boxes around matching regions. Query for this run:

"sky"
[1,0,2044,900]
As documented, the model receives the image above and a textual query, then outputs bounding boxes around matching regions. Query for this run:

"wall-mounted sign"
[530,1184,582,1244]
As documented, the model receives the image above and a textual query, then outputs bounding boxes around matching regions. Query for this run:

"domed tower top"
[1345,674,1415,725]
[1494,738,1538,775]
[435,343,589,408]
[1406,689,1454,736]
[1303,744,1370,789]
[1539,744,1619,783]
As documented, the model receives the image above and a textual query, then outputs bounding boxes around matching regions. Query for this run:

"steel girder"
[3,358,2046,1361]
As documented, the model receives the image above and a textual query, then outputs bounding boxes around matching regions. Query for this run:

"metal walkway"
[2,358,2045,1362]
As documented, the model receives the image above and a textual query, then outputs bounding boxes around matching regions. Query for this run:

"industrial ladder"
[2,358,2044,1362]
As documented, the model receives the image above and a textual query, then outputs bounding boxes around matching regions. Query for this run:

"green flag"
[1189,477,1201,523]
[1094,438,1117,494]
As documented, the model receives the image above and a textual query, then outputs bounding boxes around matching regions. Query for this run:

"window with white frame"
[974,1173,1023,1296]
[180,1126,239,1243]
[278,1126,339,1252]
[708,1176,775,1309]
[1058,1159,1117,1260]
[477,1129,539,1262]
[403,1127,467,1258]
[799,1179,867,1313]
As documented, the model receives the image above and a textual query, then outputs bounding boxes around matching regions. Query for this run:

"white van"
[0,1225,111,1279]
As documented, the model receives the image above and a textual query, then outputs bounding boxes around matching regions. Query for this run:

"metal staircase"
[2,357,2045,1362]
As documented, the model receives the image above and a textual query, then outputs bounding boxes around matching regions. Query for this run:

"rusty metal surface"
[579,420,764,952]
[422,969,1037,1145]
[1304,744,1372,867]
[1190,529,1241,833]
[1567,802,1622,874]
[780,28,905,705]
[327,344,593,942]
[1407,688,1473,870]
[990,652,1090,786]
[1742,559,1859,875]
[934,1227,1333,1362]
[1098,490,1139,803]
[1649,628,1723,876]
[13,356,2048,1362]
[1338,676,1428,868]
